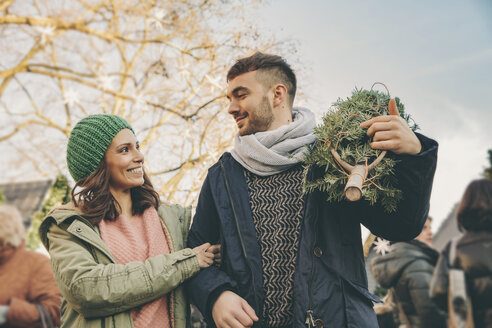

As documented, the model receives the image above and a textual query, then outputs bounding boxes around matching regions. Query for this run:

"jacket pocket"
[343,279,381,303]
[341,278,380,327]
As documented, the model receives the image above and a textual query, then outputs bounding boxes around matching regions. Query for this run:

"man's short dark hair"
[227,52,297,105]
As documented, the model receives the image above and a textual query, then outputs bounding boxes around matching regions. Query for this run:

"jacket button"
[313,247,323,257]
[76,227,82,233]
[183,250,192,256]
[314,319,324,328]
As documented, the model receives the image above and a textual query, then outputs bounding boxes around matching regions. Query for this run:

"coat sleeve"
[7,253,61,327]
[406,265,447,327]
[46,223,200,319]
[429,243,451,311]
[357,133,438,241]
[186,174,238,323]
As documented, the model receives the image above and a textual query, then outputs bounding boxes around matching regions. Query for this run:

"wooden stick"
[330,148,387,201]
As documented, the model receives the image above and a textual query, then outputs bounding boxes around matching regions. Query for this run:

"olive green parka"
[39,203,200,328]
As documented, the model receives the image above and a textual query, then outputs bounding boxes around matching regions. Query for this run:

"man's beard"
[239,96,274,136]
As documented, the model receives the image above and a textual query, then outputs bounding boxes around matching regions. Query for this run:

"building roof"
[432,202,461,251]
[0,180,52,228]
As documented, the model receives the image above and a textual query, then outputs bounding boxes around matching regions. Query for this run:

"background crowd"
[370,179,492,328]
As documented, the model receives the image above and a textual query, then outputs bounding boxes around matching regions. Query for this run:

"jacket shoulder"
[39,203,83,251]
[209,152,232,171]
[206,152,244,180]
[158,203,192,246]
[158,203,190,221]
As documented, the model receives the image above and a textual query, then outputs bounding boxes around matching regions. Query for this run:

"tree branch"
[0,15,205,58]
[150,155,206,176]
[20,68,188,117]
[0,0,16,12]
[0,43,45,96]
[0,119,54,142]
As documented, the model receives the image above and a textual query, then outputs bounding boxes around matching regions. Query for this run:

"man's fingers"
[360,99,398,128]
[366,121,396,137]
[371,130,395,142]
[208,244,221,254]
[388,98,398,116]
[360,115,392,128]
[234,309,254,327]
[241,299,259,322]
[370,140,399,151]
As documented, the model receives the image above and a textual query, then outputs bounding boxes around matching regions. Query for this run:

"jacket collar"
[40,203,116,262]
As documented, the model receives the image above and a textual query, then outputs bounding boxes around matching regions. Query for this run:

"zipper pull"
[305,310,315,327]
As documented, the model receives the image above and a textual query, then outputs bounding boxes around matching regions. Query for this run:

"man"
[187,52,437,327]
[371,217,447,328]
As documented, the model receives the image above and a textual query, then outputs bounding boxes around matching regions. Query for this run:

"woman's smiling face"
[104,128,144,193]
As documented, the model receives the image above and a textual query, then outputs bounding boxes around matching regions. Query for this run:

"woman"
[430,179,492,328]
[0,204,61,327]
[39,114,217,328]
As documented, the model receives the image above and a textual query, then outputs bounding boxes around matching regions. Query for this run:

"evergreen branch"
[303,88,414,212]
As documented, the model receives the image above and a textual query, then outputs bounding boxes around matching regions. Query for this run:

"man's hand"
[212,291,259,328]
[208,244,222,264]
[360,98,422,155]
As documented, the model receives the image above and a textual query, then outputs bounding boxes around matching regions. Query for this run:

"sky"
[256,0,492,232]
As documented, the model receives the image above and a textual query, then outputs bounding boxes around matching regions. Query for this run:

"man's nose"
[228,101,239,115]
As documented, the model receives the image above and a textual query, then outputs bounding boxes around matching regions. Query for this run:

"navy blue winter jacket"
[187,133,438,327]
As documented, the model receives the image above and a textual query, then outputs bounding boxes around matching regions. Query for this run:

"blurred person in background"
[39,114,219,328]
[0,204,61,327]
[371,216,447,327]
[430,178,492,328]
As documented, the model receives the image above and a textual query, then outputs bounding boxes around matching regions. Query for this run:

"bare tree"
[0,0,295,205]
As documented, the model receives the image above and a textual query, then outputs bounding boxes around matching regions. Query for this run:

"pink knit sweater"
[99,207,171,328]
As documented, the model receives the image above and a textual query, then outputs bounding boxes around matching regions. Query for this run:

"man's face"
[416,218,433,246]
[226,71,274,136]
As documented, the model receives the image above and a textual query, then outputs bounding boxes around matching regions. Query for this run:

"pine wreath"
[303,84,418,212]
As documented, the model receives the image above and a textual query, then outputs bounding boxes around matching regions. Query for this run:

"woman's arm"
[47,223,200,318]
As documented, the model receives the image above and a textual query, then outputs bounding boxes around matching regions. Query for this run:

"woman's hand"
[193,243,215,268]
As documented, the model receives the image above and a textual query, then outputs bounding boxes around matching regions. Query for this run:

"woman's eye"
[120,147,129,153]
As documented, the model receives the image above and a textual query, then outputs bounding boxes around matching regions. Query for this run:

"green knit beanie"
[67,114,134,182]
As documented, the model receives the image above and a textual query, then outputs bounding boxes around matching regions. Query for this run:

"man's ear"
[272,84,288,107]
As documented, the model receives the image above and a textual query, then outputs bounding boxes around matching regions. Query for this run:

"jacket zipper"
[220,161,260,319]
[305,216,318,327]
[305,168,318,327]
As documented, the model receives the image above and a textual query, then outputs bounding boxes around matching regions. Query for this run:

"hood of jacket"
[371,240,438,288]
[39,202,89,251]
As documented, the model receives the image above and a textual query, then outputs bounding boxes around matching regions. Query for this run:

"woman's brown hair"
[72,159,160,225]
[456,178,492,232]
